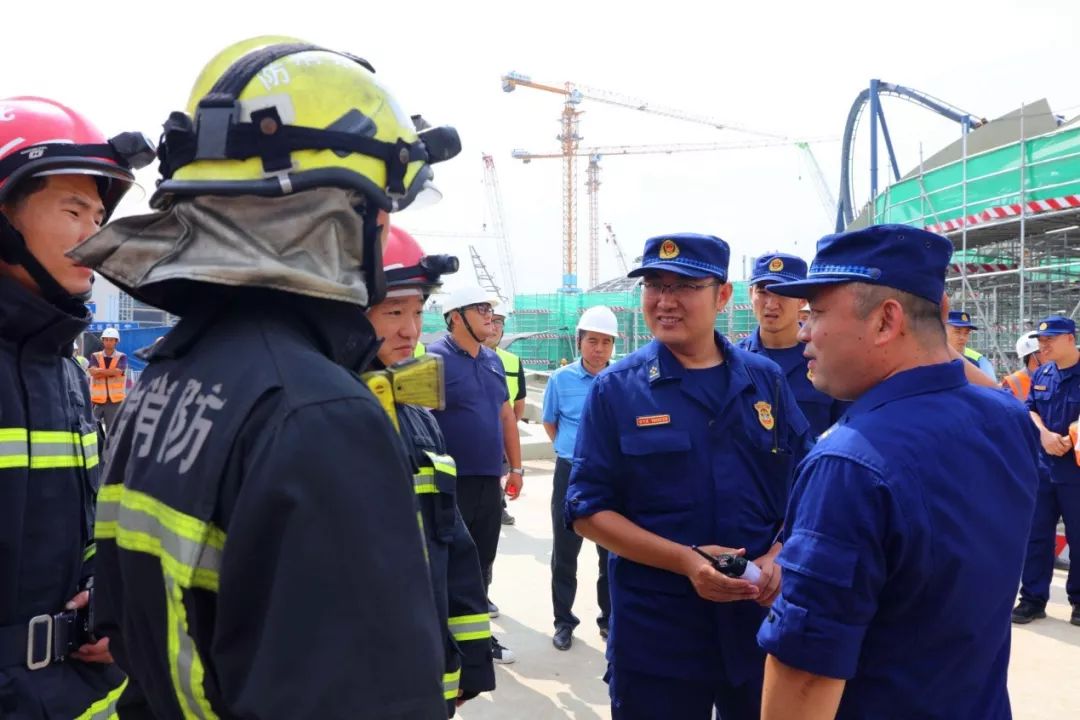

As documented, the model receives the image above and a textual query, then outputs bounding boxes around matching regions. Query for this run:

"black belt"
[0,609,86,670]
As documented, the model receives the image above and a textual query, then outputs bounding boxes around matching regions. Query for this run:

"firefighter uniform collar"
[0,275,89,355]
[644,331,752,395]
[843,360,967,421]
[156,289,380,372]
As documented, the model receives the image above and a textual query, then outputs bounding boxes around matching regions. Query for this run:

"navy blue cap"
[750,253,808,285]
[1035,315,1076,337]
[627,233,729,281]
[946,311,978,329]
[769,224,952,304]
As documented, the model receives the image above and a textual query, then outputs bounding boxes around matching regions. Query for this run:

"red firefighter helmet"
[0,96,154,218]
[382,225,459,298]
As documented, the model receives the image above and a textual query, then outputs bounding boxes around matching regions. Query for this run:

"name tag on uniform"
[1034,385,1047,391]
[636,414,671,427]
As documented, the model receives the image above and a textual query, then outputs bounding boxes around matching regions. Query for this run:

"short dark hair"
[850,282,945,340]
[2,176,47,209]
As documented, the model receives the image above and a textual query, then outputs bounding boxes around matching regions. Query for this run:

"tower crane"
[480,154,517,302]
[605,223,630,275]
[796,142,838,230]
[468,245,504,302]
[512,138,823,286]
[502,71,786,292]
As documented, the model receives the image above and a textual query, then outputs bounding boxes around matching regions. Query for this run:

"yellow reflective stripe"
[0,429,101,470]
[421,451,457,478]
[0,428,28,442]
[443,668,461,700]
[448,613,491,641]
[83,432,99,470]
[165,575,219,719]
[83,543,96,562]
[0,454,28,469]
[96,485,225,592]
[0,427,28,466]
[73,677,128,720]
[414,469,438,495]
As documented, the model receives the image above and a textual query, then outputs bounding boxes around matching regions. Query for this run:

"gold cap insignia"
[658,240,680,260]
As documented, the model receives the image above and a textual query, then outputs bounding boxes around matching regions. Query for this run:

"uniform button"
[708,419,715,427]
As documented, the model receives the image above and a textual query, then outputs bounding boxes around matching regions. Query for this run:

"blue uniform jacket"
[738,329,848,438]
[758,361,1042,719]
[1026,361,1080,484]
[566,332,811,685]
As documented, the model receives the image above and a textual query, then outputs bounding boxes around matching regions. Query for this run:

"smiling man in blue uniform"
[566,232,811,720]
[739,252,848,438]
[1012,314,1080,626]
[757,224,1043,720]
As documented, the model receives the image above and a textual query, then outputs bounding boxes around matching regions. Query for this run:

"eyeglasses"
[641,280,720,298]
[491,317,506,326]
[468,303,495,316]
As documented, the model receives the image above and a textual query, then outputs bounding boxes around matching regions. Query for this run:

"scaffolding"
[858,104,1080,371]
[424,279,760,369]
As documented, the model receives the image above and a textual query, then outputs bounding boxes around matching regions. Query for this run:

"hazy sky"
[6,0,1078,296]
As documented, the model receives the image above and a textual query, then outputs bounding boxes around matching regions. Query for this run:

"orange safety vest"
[90,351,127,404]
[1001,369,1032,401]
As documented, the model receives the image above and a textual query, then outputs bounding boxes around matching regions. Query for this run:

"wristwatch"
[509,467,524,476]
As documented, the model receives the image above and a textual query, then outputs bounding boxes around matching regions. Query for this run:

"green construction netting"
[424,283,762,369]
[872,125,1080,226]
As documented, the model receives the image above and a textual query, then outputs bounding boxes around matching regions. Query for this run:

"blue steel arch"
[836,80,986,232]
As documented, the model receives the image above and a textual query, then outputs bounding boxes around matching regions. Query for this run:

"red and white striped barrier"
[925,194,1080,234]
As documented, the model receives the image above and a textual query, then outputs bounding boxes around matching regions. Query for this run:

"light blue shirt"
[542,359,600,459]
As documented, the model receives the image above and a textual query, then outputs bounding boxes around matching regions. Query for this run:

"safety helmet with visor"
[151,36,462,307]
[0,96,154,304]
[382,225,458,299]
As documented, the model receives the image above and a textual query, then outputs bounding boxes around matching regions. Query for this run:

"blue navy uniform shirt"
[1026,361,1080,484]
[738,329,849,438]
[566,332,811,684]
[758,361,1042,719]
[428,336,509,476]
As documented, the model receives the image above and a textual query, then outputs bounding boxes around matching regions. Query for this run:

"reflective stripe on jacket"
[89,351,126,404]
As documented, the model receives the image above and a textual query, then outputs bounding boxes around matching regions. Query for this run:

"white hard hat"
[1016,330,1040,359]
[492,301,513,318]
[441,286,500,315]
[576,305,620,338]
[101,327,120,340]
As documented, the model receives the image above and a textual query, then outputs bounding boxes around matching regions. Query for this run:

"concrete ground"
[458,451,1080,720]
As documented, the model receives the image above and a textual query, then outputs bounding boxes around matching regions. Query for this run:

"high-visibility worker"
[1002,330,1042,400]
[0,96,152,718]
[946,310,996,380]
[88,326,128,433]
[483,305,525,527]
[485,306,526,421]
[78,36,461,718]
[366,225,494,714]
